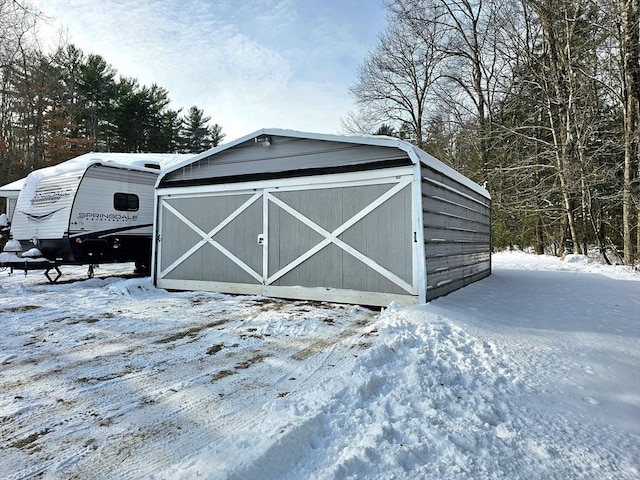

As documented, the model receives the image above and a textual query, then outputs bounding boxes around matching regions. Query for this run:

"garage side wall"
[421,164,491,300]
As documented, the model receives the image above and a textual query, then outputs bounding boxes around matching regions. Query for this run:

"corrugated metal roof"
[158,128,490,199]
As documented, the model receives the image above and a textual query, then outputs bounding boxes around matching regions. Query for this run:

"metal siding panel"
[160,192,262,284]
[165,194,252,232]
[422,164,491,301]
[427,259,490,288]
[163,197,207,228]
[70,166,156,236]
[267,199,326,283]
[422,165,490,206]
[425,192,490,222]
[341,184,392,224]
[168,243,205,281]
[422,184,490,220]
[273,243,343,289]
[340,183,381,293]
[269,182,412,296]
[427,252,491,274]
[274,243,408,295]
[167,243,259,284]
[168,192,262,283]
[425,241,491,258]
[426,268,491,300]
[273,187,345,231]
[162,138,409,184]
[424,226,490,244]
[268,188,344,288]
[340,249,410,295]
[423,208,490,233]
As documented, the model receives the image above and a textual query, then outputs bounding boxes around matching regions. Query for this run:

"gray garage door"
[156,171,417,304]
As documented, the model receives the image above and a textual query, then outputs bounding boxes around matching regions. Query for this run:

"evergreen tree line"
[0,1,224,191]
[346,0,639,264]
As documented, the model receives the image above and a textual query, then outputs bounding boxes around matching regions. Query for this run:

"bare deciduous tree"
[616,0,640,264]
[348,4,444,148]
[0,0,39,186]
[347,0,638,262]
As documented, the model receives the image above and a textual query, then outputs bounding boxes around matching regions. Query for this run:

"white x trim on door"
[265,179,415,294]
[158,192,263,282]
[157,172,416,299]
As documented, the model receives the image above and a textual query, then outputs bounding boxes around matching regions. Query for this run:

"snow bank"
[20,248,42,258]
[162,305,522,479]
[273,307,520,480]
[105,277,158,296]
[494,250,639,281]
[1,254,638,479]
[2,239,22,253]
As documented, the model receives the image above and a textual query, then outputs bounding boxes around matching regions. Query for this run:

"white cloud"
[31,0,386,140]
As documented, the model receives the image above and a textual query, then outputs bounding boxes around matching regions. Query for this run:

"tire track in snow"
[1,301,266,455]
[77,307,377,479]
[0,289,379,479]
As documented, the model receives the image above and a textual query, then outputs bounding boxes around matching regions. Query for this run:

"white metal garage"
[153,129,491,306]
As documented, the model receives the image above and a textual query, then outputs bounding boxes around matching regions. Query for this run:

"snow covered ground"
[0,252,638,479]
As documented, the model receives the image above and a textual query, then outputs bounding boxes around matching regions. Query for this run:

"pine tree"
[78,53,117,150]
[180,106,225,153]
[180,106,211,153]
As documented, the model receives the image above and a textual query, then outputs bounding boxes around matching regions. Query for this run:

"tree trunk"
[620,0,640,265]
[535,215,545,255]
[532,0,583,254]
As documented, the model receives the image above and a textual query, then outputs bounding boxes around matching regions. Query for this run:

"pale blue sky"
[32,0,388,140]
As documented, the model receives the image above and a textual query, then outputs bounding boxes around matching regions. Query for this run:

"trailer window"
[114,193,139,211]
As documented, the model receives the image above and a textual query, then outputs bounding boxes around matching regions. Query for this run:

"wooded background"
[1,0,638,264]
[0,1,224,186]
[346,0,639,265]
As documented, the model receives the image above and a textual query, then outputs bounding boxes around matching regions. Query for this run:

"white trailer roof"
[15,153,196,208]
[0,178,25,198]
[159,128,490,199]
[1,153,195,196]
[38,152,195,176]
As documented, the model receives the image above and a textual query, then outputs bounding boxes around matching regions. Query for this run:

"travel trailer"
[5,153,192,278]
[0,177,25,226]
[0,177,24,252]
